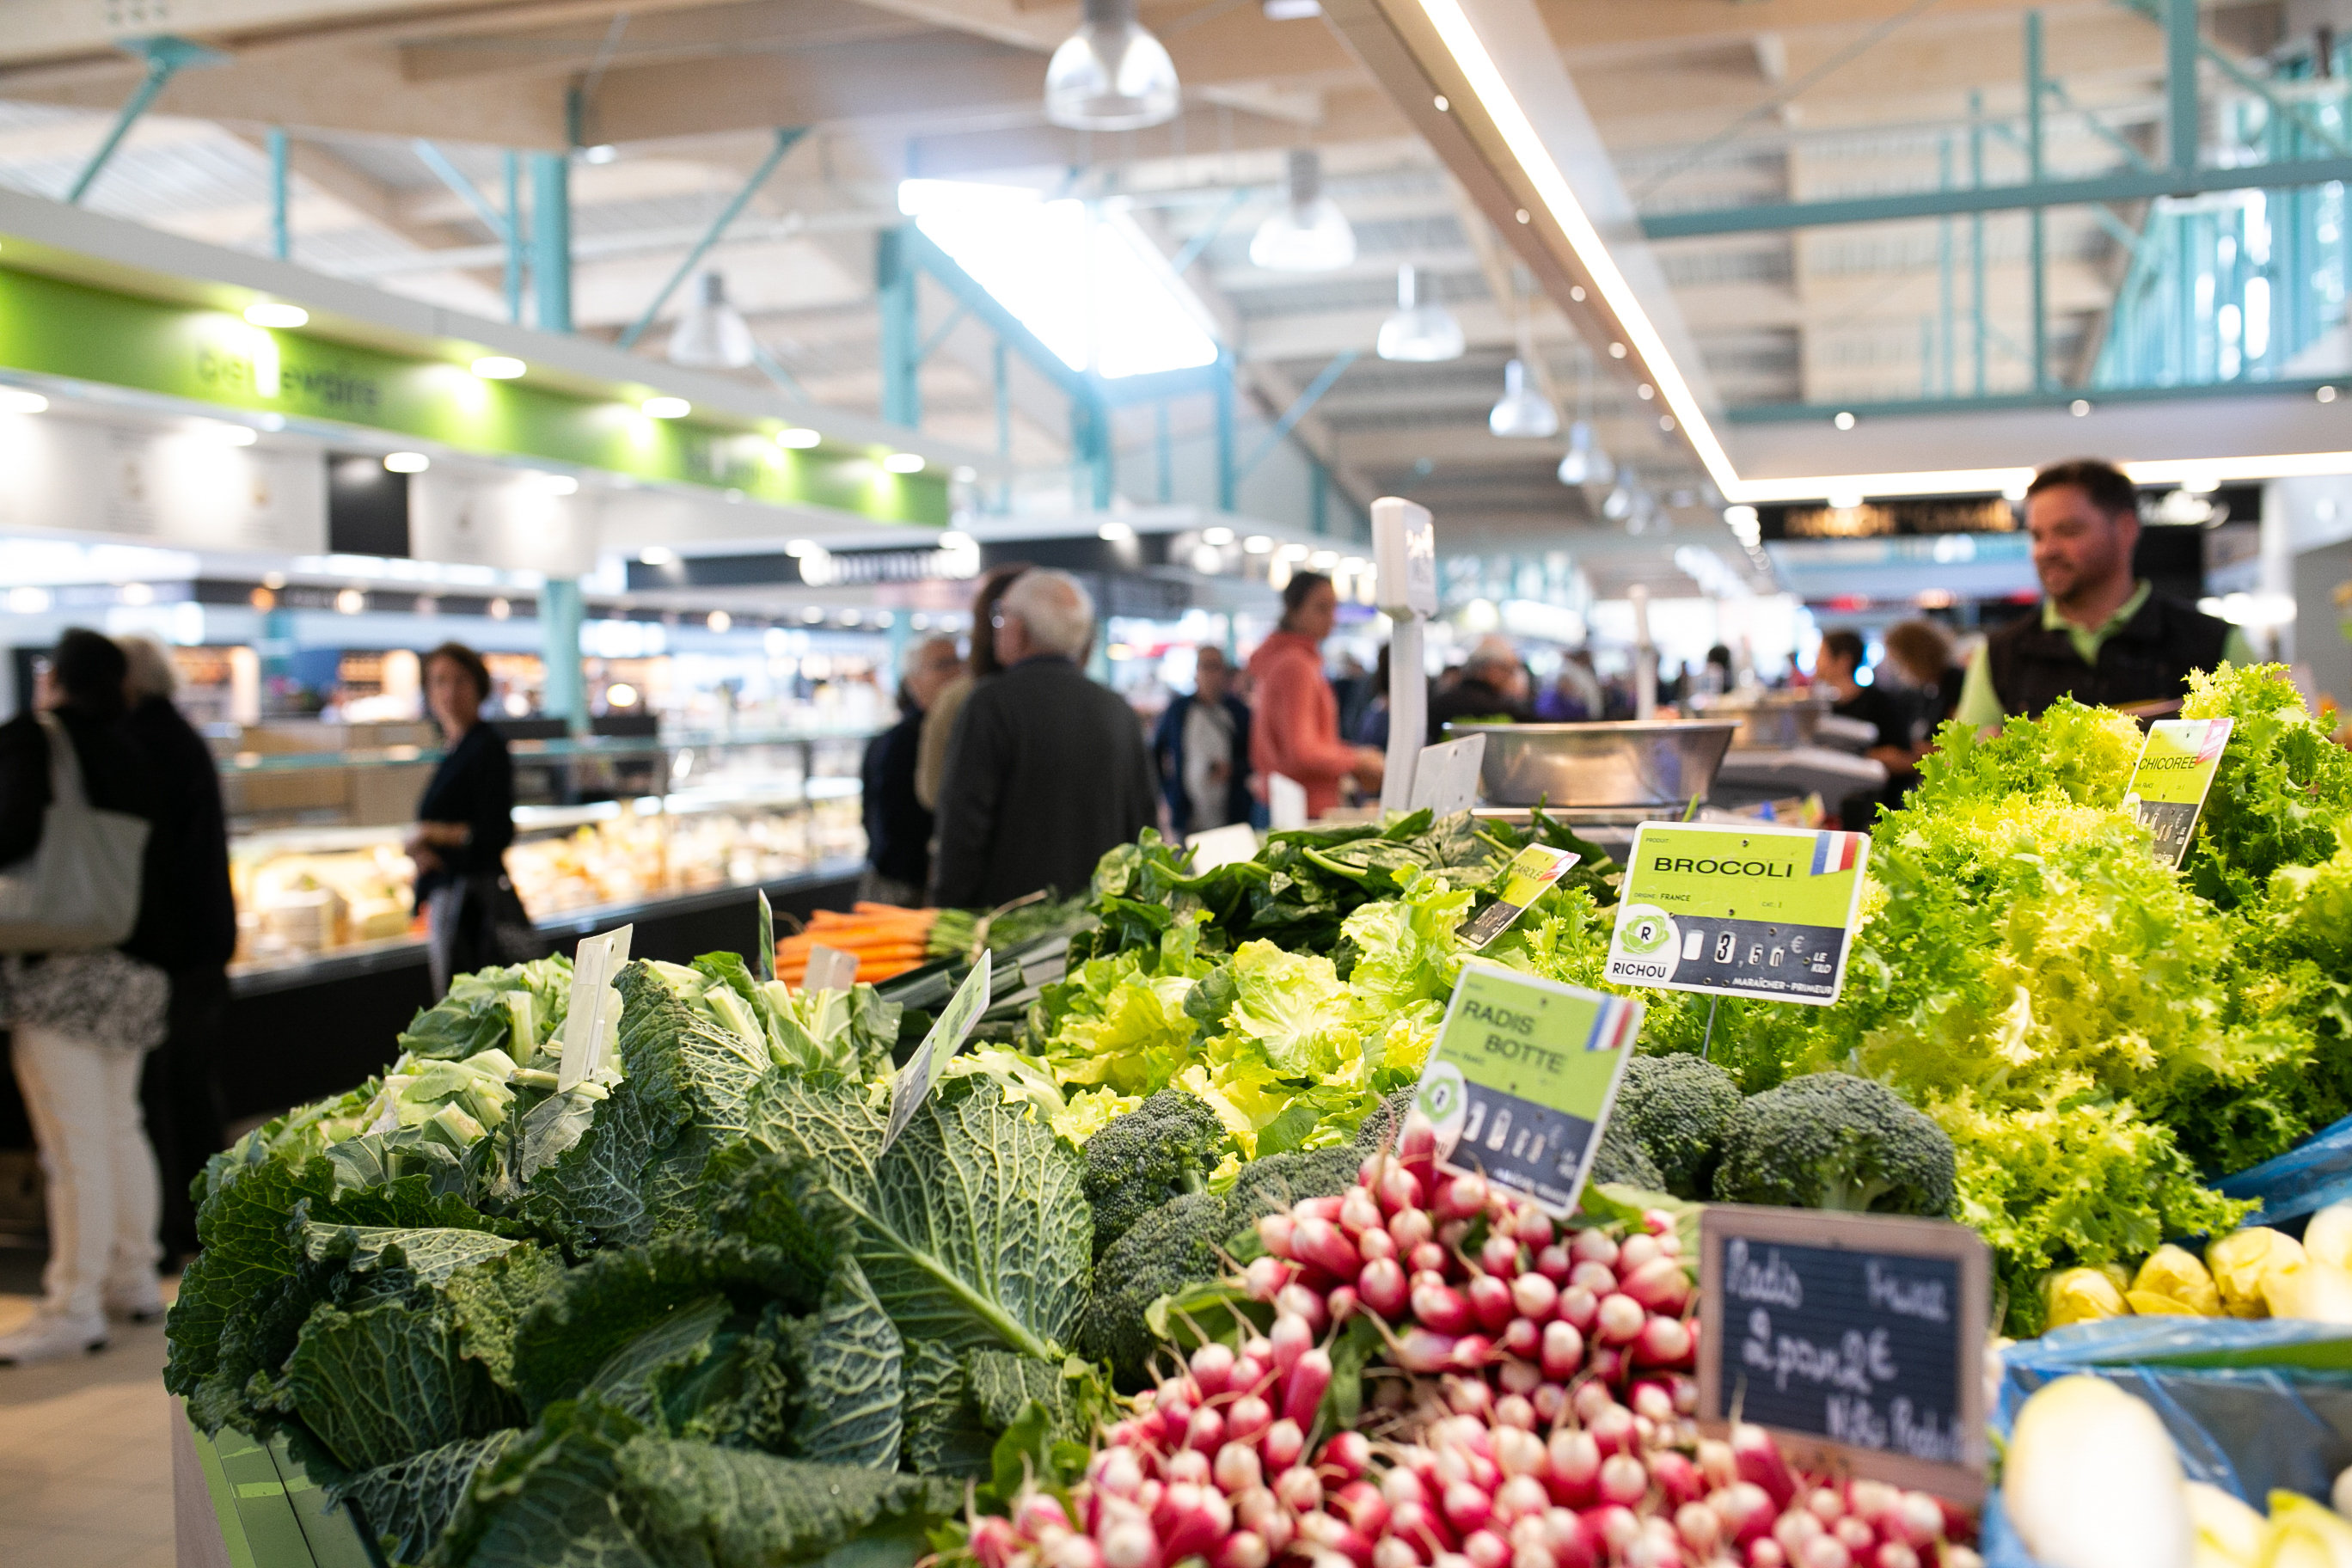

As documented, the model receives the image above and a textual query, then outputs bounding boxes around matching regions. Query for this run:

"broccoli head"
[1711,1072,1955,1216]
[1587,1117,1667,1193]
[1610,1054,1743,1198]
[1081,1089,1228,1261]
[1074,1189,1228,1388]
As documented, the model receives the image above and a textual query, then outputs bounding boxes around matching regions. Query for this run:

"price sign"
[1457,843,1580,949]
[1408,735,1487,817]
[1186,823,1260,873]
[1605,824,1871,1005]
[881,956,991,1154]
[1268,773,1309,830]
[802,943,860,995]
[557,924,634,1092]
[2122,717,2233,867]
[1414,964,1644,1217]
[1697,1205,1989,1503]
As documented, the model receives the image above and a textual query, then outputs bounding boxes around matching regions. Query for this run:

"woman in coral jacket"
[1246,572,1386,819]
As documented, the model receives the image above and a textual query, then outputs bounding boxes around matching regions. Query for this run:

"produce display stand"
[1980,1319,2352,1567]
[174,1405,380,1568]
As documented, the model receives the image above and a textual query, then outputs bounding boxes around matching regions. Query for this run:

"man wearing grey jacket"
[929,569,1158,909]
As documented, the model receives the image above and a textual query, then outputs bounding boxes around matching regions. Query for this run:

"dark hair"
[2028,458,2138,522]
[968,562,1032,679]
[1883,619,1954,683]
[1279,571,1334,628]
[1818,629,1866,669]
[52,628,127,718]
[423,642,492,707]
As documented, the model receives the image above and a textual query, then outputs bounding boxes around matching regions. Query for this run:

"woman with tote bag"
[0,629,168,1366]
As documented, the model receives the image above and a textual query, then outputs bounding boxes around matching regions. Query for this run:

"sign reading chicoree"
[0,260,946,527]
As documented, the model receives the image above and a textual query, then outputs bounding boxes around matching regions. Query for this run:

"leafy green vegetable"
[726,1076,1092,1363]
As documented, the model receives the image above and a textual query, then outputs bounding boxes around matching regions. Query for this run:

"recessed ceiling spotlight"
[882,452,926,473]
[641,396,690,419]
[1833,411,1857,431]
[384,451,430,473]
[2070,399,2093,417]
[776,427,821,449]
[471,355,526,379]
[0,388,49,413]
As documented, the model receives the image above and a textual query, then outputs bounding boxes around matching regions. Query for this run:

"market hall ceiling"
[0,0,2321,585]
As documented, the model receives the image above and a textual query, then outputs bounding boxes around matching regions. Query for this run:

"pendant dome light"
[1249,149,1355,272]
[1376,266,1464,362]
[668,272,757,370]
[1488,358,1559,438]
[1554,346,1614,486]
[1602,464,1638,523]
[1044,0,1180,131]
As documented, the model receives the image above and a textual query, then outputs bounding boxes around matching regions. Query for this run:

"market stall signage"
[1605,824,1870,1005]
[1457,843,1578,949]
[2123,717,2234,867]
[1413,963,1643,1217]
[1696,1205,1989,1503]
[882,955,991,1153]
[557,924,634,1092]
[0,263,946,526]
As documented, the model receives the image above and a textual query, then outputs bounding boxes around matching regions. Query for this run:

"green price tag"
[1415,963,1645,1216]
[2122,717,2233,867]
[1605,823,1871,1006]
[1458,843,1580,948]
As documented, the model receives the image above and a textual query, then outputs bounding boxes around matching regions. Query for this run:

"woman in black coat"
[409,643,521,997]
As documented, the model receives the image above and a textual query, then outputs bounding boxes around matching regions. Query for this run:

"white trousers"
[10,1022,161,1319]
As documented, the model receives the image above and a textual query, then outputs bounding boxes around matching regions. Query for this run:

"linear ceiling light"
[1731,449,2352,507]
[1412,0,1738,499]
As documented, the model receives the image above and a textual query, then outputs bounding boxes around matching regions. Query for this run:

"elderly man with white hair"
[929,568,1158,909]
[1425,633,1534,742]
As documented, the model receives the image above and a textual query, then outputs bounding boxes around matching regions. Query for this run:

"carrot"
[778,934,931,956]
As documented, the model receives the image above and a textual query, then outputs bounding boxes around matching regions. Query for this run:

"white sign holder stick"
[1372,496,1439,813]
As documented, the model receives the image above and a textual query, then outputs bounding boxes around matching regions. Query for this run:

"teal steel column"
[618,126,806,351]
[1071,394,1112,510]
[2166,0,2202,177]
[2026,11,2049,390]
[877,228,921,428]
[1214,355,1236,513]
[1310,462,1328,536]
[1939,136,1955,396]
[1970,92,1988,395]
[267,128,290,260]
[503,151,524,325]
[541,579,589,734]
[529,151,573,334]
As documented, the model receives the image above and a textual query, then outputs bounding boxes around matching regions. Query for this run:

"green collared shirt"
[1953,580,2256,727]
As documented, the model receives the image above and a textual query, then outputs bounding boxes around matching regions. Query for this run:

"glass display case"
[220,724,874,979]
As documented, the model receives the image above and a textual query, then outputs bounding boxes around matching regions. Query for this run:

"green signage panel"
[0,263,947,527]
[1415,963,1645,1216]
[2122,717,2234,867]
[1605,823,1871,1005]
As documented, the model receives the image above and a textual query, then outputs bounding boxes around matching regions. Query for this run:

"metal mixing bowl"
[1441,720,1741,807]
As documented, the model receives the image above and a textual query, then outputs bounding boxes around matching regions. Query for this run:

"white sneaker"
[0,1310,108,1365]
[104,1280,168,1323]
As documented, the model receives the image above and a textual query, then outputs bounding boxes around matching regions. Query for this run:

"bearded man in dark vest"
[1952,458,2251,726]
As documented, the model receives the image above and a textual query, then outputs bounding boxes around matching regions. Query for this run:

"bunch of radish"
[1244,1122,1695,1401]
[964,1331,1978,1568]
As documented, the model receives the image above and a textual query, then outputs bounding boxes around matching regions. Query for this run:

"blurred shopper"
[1955,458,2251,725]
[1816,630,1929,830]
[1537,649,1605,722]
[915,563,1032,812]
[1427,634,1535,740]
[117,636,235,1270]
[1152,645,1253,836]
[1882,619,1966,732]
[412,643,527,997]
[931,571,1157,907]
[1354,645,1394,749]
[0,630,167,1364]
[1249,573,1384,818]
[861,636,963,907]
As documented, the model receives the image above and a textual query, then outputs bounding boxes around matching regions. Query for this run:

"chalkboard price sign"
[1698,1206,1990,1502]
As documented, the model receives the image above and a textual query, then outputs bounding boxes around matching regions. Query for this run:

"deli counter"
[220,720,873,987]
